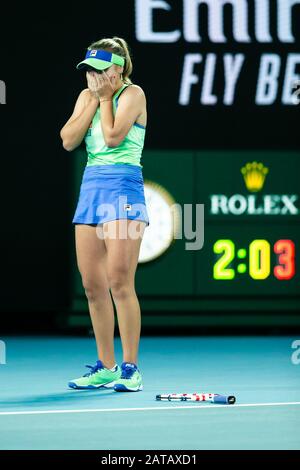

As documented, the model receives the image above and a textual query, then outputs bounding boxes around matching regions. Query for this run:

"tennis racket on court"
[156,393,236,404]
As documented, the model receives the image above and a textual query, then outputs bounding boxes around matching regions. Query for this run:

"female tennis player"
[60,37,149,392]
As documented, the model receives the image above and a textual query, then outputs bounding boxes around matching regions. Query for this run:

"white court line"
[0,402,300,416]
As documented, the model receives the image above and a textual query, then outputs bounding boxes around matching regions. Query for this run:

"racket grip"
[213,395,236,404]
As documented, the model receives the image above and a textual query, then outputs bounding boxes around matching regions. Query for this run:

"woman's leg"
[75,224,116,369]
[103,219,146,365]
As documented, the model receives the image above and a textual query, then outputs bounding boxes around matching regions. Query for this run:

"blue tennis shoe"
[114,362,143,392]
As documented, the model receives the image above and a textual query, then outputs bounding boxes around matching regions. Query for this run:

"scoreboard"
[137,150,300,305]
[195,151,300,297]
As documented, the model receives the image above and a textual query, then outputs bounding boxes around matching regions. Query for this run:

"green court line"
[1,402,300,416]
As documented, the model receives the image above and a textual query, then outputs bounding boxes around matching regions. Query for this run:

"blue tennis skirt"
[72,164,150,226]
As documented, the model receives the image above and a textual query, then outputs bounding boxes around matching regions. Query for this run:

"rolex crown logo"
[241,161,269,192]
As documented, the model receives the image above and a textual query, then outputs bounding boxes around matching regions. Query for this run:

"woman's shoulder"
[123,84,146,102]
[82,87,93,97]
[125,83,145,94]
[76,88,93,106]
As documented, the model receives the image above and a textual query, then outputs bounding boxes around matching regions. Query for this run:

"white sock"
[109,364,117,371]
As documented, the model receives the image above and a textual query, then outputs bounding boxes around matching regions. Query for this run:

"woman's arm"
[60,89,99,152]
[88,72,145,148]
[100,85,145,148]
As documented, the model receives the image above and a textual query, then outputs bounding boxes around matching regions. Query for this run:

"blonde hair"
[88,37,133,84]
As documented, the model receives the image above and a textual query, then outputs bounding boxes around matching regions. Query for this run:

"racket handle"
[213,394,236,404]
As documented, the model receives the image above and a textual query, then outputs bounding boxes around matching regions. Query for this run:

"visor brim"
[76,58,112,70]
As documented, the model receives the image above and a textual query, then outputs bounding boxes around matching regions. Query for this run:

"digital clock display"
[213,239,295,281]
[195,224,300,297]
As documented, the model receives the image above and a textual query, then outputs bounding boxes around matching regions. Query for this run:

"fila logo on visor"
[90,50,97,56]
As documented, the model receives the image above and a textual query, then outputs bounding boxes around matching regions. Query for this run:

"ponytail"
[112,37,133,84]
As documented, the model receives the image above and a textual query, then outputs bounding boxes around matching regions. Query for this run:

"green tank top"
[84,84,146,168]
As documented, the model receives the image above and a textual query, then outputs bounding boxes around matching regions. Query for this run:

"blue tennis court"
[1,335,299,450]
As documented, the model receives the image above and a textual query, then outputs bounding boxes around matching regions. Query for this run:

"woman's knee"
[108,268,134,299]
[81,277,109,302]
